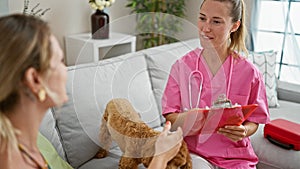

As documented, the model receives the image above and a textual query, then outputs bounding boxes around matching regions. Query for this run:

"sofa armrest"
[277,80,300,104]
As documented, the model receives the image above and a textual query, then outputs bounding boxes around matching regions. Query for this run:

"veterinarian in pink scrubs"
[162,0,270,168]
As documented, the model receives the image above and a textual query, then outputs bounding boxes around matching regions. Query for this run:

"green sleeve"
[38,132,73,169]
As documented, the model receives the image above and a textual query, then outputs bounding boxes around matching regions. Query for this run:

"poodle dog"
[96,98,192,169]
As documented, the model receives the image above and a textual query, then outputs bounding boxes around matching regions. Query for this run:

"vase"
[91,9,109,39]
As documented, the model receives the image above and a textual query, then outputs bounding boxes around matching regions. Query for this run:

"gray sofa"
[39,38,300,169]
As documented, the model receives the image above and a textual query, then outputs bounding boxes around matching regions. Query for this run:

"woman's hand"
[155,121,183,157]
[149,121,183,169]
[218,122,259,142]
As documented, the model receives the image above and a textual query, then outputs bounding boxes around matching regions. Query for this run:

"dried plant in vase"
[23,0,50,17]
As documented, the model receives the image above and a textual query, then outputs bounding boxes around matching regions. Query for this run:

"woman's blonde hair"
[0,14,52,153]
[201,0,248,55]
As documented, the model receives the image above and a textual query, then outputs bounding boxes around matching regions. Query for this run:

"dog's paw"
[94,147,108,158]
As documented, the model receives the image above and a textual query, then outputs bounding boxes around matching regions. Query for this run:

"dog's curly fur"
[96,98,192,169]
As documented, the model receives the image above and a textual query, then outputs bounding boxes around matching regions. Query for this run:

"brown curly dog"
[95,98,192,169]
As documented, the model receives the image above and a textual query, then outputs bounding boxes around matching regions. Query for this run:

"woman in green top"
[0,13,68,169]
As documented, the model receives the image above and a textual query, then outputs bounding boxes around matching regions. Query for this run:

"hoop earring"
[38,89,46,102]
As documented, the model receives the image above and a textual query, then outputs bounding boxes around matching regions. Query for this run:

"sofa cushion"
[79,126,164,169]
[53,52,160,168]
[144,38,200,115]
[277,80,300,104]
[248,50,279,107]
[79,156,120,169]
[39,109,66,160]
[53,76,99,168]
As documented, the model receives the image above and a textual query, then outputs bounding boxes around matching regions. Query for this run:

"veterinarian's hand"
[149,121,183,169]
[218,121,259,142]
[218,125,247,142]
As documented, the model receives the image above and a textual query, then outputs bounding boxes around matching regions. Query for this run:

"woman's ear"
[231,20,241,33]
[23,67,43,96]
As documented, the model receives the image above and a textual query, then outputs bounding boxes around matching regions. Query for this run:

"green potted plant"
[126,0,186,49]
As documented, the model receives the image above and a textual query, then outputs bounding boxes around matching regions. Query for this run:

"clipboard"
[192,104,258,133]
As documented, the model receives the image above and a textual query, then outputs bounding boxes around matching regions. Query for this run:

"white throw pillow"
[248,50,279,107]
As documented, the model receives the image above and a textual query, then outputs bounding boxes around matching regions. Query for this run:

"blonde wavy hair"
[0,14,52,154]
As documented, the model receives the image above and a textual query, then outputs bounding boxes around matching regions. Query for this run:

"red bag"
[264,119,300,151]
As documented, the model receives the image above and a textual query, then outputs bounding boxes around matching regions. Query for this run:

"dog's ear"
[103,108,109,121]
[99,107,112,151]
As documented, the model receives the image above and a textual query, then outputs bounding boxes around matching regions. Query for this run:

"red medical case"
[264,119,300,151]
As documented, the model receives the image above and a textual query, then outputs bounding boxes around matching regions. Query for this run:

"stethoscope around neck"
[188,49,234,110]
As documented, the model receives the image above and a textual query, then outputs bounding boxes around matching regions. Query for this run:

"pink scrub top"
[162,48,270,169]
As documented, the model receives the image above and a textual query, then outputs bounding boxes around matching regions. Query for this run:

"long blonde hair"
[0,14,52,153]
[201,0,248,55]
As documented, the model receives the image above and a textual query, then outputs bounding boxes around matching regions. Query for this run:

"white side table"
[65,32,136,66]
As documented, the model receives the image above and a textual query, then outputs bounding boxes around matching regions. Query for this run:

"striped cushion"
[248,50,279,107]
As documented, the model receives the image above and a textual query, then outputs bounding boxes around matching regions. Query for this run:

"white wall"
[0,0,9,16]
[8,0,252,55]
[9,0,92,52]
